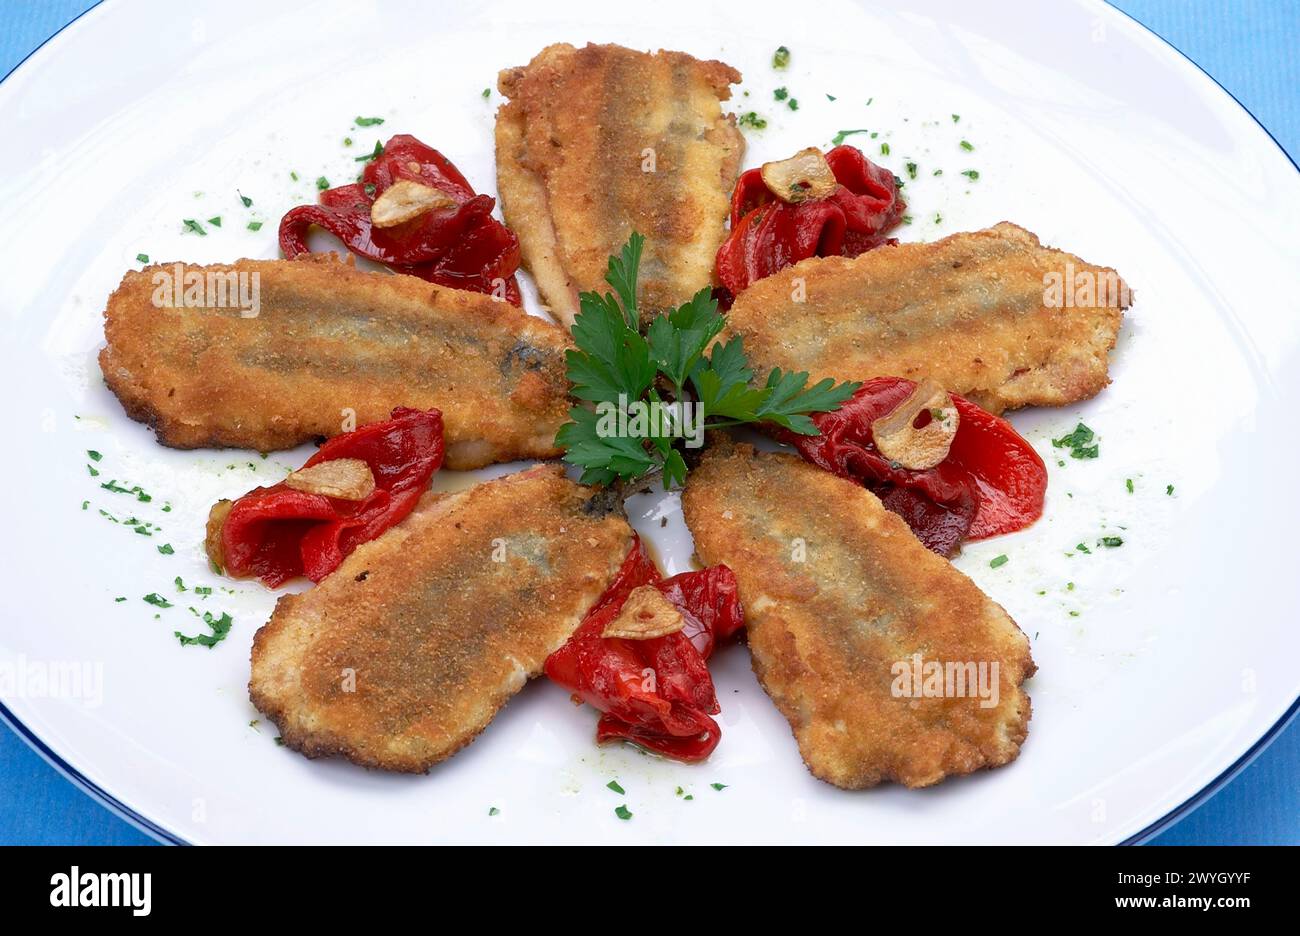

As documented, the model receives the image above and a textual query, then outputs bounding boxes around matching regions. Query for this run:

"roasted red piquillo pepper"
[212,408,445,587]
[776,378,1047,556]
[545,537,744,762]
[279,134,522,304]
[714,145,906,304]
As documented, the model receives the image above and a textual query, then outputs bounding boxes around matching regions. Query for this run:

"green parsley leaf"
[157,543,174,555]
[136,253,149,264]
[614,805,633,820]
[961,169,980,181]
[960,140,974,151]
[354,116,385,126]
[604,232,644,329]
[647,287,725,392]
[754,367,860,435]
[1126,478,1134,493]
[1075,542,1092,555]
[555,235,857,489]
[181,219,206,236]
[87,450,102,462]
[710,782,728,791]
[316,176,330,191]
[772,46,790,69]
[738,112,767,130]
[990,554,1008,568]
[606,780,626,794]
[239,191,253,208]
[247,221,263,232]
[1098,536,1123,548]
[488,806,500,816]
[774,87,788,101]
[144,593,173,609]
[207,216,222,227]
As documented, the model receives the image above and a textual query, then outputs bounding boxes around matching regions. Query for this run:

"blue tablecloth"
[1,0,1296,846]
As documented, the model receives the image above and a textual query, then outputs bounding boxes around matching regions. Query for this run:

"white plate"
[1,0,1297,845]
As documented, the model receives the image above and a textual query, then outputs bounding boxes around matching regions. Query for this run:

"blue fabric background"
[0,0,1296,846]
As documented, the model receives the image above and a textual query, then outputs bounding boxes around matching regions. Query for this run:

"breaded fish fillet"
[720,222,1129,414]
[99,254,572,469]
[681,443,1035,789]
[250,464,633,772]
[496,42,744,326]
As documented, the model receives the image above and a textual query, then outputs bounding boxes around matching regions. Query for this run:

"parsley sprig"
[556,234,859,488]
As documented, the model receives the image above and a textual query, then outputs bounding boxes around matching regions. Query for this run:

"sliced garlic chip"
[284,458,376,500]
[370,179,457,228]
[205,499,233,573]
[601,585,686,640]
[760,147,839,204]
[870,378,960,471]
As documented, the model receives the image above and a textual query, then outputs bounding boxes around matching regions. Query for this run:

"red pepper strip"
[715,145,906,303]
[278,134,522,304]
[219,407,445,587]
[545,538,743,763]
[777,378,1046,555]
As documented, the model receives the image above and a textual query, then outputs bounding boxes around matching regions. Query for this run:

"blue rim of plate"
[0,0,1295,847]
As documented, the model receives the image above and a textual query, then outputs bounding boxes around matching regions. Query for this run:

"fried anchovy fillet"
[720,222,1130,413]
[249,464,633,772]
[98,254,572,468]
[681,442,1035,789]
[496,42,744,326]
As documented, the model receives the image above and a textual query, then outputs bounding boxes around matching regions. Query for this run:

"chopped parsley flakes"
[738,112,767,130]
[989,554,1008,568]
[354,115,385,127]
[175,610,234,649]
[614,805,633,820]
[143,593,173,609]
[1052,423,1099,459]
[355,140,384,163]
[772,46,790,69]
